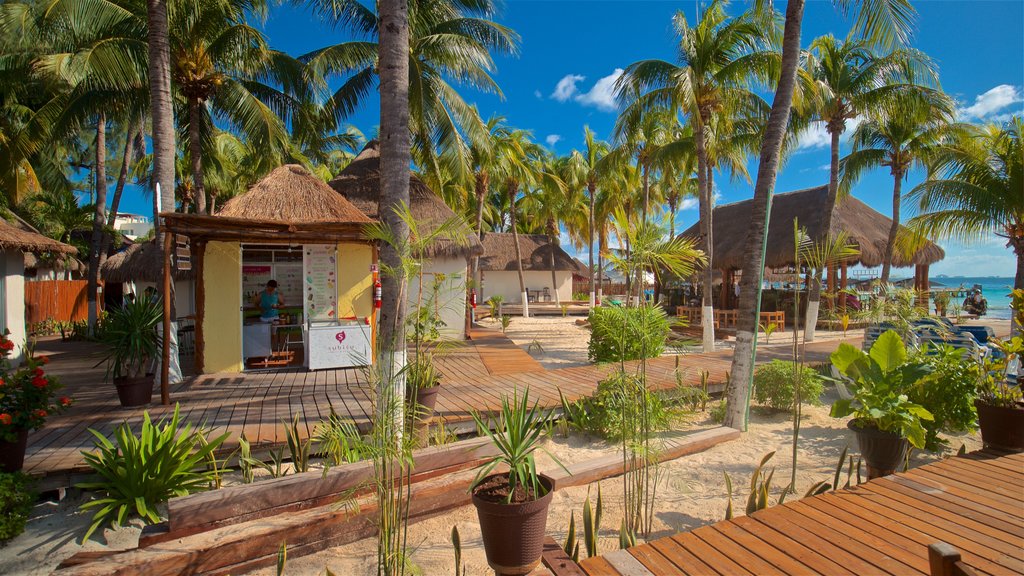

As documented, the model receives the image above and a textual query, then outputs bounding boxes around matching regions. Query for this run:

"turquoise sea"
[932,276,1015,320]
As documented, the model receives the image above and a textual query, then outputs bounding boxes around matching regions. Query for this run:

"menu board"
[303,245,337,321]
[242,263,302,306]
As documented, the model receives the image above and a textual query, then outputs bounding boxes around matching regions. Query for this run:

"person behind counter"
[254,280,285,323]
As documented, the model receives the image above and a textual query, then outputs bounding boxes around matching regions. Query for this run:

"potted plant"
[406,352,441,436]
[830,330,934,479]
[0,336,72,472]
[101,298,162,407]
[933,291,951,317]
[470,389,567,575]
[974,336,1024,451]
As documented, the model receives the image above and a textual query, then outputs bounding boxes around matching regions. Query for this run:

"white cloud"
[545,134,562,147]
[679,197,698,210]
[795,116,864,151]
[551,74,585,102]
[533,89,543,99]
[958,84,1022,119]
[574,69,624,112]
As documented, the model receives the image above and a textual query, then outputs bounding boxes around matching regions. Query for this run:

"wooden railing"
[676,307,785,331]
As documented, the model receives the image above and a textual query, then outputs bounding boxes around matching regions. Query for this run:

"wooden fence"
[25,280,92,325]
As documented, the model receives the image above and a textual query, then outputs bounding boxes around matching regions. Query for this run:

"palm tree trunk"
[724,0,806,431]
[641,161,650,223]
[509,184,529,317]
[189,99,207,215]
[597,234,605,304]
[378,0,411,432]
[101,118,138,270]
[880,170,902,285]
[695,113,715,352]
[472,171,487,300]
[1014,242,1023,337]
[588,181,596,309]
[547,219,561,307]
[805,126,842,341]
[88,113,108,333]
[147,0,175,241]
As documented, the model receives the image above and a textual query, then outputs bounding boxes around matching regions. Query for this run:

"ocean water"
[933,276,1015,319]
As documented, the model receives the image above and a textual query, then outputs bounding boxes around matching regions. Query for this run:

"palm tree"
[611,107,674,222]
[908,117,1024,329]
[523,153,573,306]
[840,90,954,284]
[800,34,940,339]
[616,0,775,350]
[462,114,512,301]
[30,189,93,249]
[492,129,542,317]
[567,127,611,308]
[725,0,920,431]
[304,0,518,187]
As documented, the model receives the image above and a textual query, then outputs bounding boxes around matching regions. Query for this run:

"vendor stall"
[161,164,377,374]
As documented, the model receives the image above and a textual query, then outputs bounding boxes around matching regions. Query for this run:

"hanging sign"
[174,235,191,271]
[303,245,337,322]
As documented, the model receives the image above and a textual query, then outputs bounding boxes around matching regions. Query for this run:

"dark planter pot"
[115,375,155,407]
[472,473,554,575]
[414,385,440,417]
[849,420,909,480]
[975,400,1024,452]
[0,429,29,473]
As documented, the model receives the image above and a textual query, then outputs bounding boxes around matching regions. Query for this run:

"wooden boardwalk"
[576,449,1024,576]
[24,327,856,479]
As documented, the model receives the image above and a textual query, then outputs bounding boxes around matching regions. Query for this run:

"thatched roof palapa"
[219,164,372,224]
[102,240,193,283]
[329,141,484,260]
[0,217,77,255]
[679,185,945,270]
[478,233,581,273]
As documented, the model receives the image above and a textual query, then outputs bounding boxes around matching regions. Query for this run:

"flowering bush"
[0,335,71,442]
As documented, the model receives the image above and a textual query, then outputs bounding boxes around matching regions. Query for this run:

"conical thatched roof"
[218,164,371,224]
[0,216,76,255]
[478,233,581,272]
[101,240,192,283]
[679,185,944,270]
[329,141,483,259]
[24,252,85,274]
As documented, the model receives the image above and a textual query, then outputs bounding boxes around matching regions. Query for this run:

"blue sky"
[116,0,1024,278]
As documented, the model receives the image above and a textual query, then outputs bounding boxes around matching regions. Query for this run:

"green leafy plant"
[499,314,512,333]
[486,295,504,318]
[582,484,602,558]
[829,330,934,449]
[723,451,830,519]
[285,413,312,473]
[560,303,570,317]
[753,360,825,410]
[840,314,851,336]
[587,306,670,363]
[237,433,255,484]
[563,511,579,562]
[314,410,366,467]
[710,399,727,423]
[580,373,670,440]
[99,297,163,380]
[78,405,229,540]
[471,388,567,503]
[932,291,951,316]
[451,525,464,576]
[760,321,778,343]
[0,472,34,542]
[976,336,1024,407]
[0,337,71,441]
[199,434,234,490]
[910,344,980,450]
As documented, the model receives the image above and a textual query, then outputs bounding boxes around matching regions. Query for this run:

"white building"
[113,213,153,240]
[475,233,580,305]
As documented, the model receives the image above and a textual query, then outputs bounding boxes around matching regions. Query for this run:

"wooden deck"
[575,449,1024,576]
[24,327,857,479]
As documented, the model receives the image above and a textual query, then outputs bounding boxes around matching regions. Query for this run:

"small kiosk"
[161,164,377,374]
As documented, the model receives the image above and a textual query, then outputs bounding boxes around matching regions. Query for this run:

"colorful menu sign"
[303,245,337,321]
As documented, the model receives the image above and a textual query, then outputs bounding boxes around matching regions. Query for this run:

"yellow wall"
[203,241,243,373]
[337,242,373,318]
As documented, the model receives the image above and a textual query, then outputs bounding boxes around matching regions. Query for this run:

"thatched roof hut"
[219,164,371,224]
[679,185,945,270]
[329,141,483,259]
[0,217,76,255]
[24,252,85,274]
[102,240,193,283]
[478,233,581,272]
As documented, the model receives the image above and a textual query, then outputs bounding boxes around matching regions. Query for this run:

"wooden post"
[922,264,931,311]
[840,262,848,312]
[194,240,205,375]
[161,231,172,405]
[719,269,729,309]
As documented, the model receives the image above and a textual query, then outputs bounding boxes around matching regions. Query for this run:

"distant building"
[113,213,153,240]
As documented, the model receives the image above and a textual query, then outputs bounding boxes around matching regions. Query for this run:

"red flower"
[37,356,50,365]
[0,339,14,351]
[33,367,44,377]
[34,409,47,418]
[0,414,10,425]
[0,377,5,387]
[32,375,47,388]
[59,397,72,407]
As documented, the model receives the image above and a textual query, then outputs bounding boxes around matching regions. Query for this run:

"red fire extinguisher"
[373,279,382,309]
[470,289,477,309]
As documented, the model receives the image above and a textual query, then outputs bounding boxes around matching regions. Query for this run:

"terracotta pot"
[849,420,909,479]
[115,375,155,407]
[472,473,554,575]
[414,385,440,417]
[975,400,1024,452]
[0,429,29,473]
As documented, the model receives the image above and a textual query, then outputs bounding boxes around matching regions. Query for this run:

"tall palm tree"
[30,188,94,249]
[522,153,572,306]
[908,117,1024,329]
[567,126,611,308]
[304,0,518,187]
[800,34,939,339]
[725,0,920,431]
[492,128,541,317]
[611,107,674,221]
[616,0,776,350]
[462,113,511,302]
[840,90,954,284]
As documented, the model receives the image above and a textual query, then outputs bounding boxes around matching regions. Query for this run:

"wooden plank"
[670,532,753,575]
[689,525,783,575]
[647,537,718,575]
[710,521,816,575]
[627,543,692,575]
[890,472,1024,520]
[601,550,655,576]
[541,536,588,576]
[730,515,854,575]
[578,556,625,576]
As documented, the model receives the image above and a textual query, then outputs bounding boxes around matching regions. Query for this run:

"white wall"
[130,278,196,317]
[408,256,468,339]
[476,270,573,304]
[3,250,26,364]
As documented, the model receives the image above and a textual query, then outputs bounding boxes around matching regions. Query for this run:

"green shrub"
[710,400,726,424]
[588,306,670,363]
[910,344,980,451]
[753,360,825,410]
[587,373,670,440]
[0,472,34,543]
[78,405,229,541]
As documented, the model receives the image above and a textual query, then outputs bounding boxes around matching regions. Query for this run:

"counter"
[304,320,372,370]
